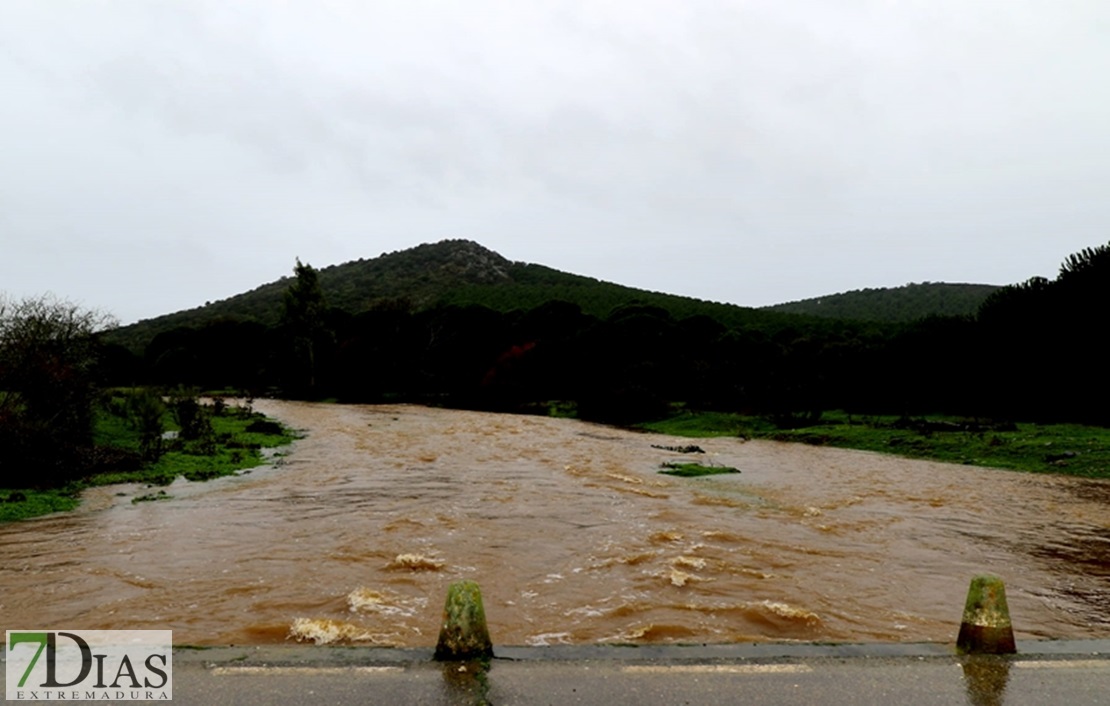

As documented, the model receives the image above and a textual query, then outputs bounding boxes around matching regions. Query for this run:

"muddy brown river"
[2,401,1108,647]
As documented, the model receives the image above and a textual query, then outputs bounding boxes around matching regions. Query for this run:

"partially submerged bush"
[659,462,741,477]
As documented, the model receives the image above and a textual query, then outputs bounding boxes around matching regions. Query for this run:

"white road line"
[622,664,813,675]
[211,666,405,676]
[1013,660,1109,670]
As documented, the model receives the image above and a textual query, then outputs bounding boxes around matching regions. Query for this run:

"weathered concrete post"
[435,580,494,661]
[957,574,1016,654]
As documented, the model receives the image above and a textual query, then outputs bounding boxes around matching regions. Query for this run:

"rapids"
[1,401,1107,646]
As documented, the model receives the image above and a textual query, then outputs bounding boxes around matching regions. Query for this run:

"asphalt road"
[143,641,1110,705]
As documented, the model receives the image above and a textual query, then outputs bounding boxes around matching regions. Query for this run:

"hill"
[96,237,1110,428]
[105,240,819,352]
[762,282,1001,323]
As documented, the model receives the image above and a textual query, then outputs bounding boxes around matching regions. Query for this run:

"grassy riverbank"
[0,398,294,523]
[640,411,1110,479]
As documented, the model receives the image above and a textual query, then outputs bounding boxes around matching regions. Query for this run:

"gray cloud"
[2,0,1108,323]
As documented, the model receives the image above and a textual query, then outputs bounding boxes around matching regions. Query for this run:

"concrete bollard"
[956,574,1016,654]
[434,580,494,661]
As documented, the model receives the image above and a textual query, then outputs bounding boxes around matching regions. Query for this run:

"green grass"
[0,488,81,523]
[640,411,775,438]
[659,462,742,477]
[546,401,579,419]
[641,410,1110,479]
[92,408,142,450]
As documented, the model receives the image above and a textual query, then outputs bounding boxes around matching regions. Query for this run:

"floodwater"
[2,401,1108,647]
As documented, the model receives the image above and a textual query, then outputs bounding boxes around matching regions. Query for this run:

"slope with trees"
[764,282,1000,322]
[104,240,836,353]
[98,239,1110,435]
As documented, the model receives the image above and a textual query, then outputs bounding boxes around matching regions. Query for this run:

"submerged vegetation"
[0,392,294,523]
[641,411,1110,479]
[659,462,742,478]
[92,391,296,485]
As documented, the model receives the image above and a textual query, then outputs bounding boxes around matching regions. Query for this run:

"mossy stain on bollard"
[435,580,494,661]
[957,574,1016,655]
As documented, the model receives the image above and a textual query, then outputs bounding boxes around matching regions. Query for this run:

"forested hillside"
[764,283,1000,322]
[105,240,512,351]
[105,240,819,353]
[94,239,1110,428]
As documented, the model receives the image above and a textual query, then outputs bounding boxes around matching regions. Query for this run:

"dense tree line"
[975,243,1110,424]
[89,241,1108,428]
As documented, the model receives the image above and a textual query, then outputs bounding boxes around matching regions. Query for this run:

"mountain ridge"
[105,239,996,351]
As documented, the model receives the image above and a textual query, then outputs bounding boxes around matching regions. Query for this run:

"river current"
[2,401,1107,646]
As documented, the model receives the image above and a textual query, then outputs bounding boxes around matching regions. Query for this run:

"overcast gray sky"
[3,1,1108,325]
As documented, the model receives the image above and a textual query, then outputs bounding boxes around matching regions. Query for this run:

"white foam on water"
[672,556,707,570]
[288,617,400,645]
[346,587,426,617]
[526,631,572,646]
[669,567,709,587]
[754,600,821,625]
[387,553,444,571]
